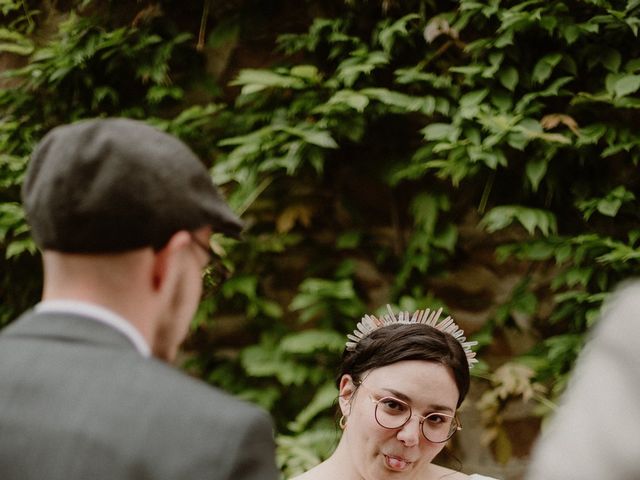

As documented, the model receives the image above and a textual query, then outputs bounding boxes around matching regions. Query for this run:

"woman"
[293,306,498,480]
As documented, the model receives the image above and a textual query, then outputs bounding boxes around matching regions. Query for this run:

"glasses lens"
[374,397,412,429]
[422,413,459,443]
[201,258,230,296]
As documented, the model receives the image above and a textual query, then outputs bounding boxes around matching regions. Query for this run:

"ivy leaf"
[517,242,556,261]
[602,48,622,73]
[325,90,369,112]
[600,186,635,216]
[526,158,547,192]
[625,58,640,73]
[287,382,339,433]
[576,123,607,145]
[614,74,640,97]
[0,28,35,55]
[576,186,634,220]
[277,205,314,233]
[515,76,573,113]
[555,244,572,264]
[532,53,563,84]
[240,344,309,386]
[146,85,182,104]
[0,202,28,244]
[231,69,305,94]
[614,97,640,108]
[518,209,539,235]
[460,88,490,107]
[514,119,571,144]
[482,52,504,79]
[432,223,458,252]
[499,66,519,91]
[560,24,580,44]
[221,275,258,300]
[449,65,485,77]
[597,198,622,217]
[626,17,640,36]
[421,123,460,141]
[494,426,513,464]
[280,330,345,354]
[336,231,362,249]
[605,72,625,95]
[290,64,320,80]
[361,88,431,113]
[336,50,389,87]
[480,206,557,236]
[280,126,338,149]
[289,278,359,320]
[6,239,37,258]
[378,13,420,52]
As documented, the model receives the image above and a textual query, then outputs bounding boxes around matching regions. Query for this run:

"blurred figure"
[293,306,498,480]
[0,118,279,480]
[526,280,640,480]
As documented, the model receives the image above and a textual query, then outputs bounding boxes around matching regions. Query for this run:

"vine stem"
[21,0,34,27]
[197,0,211,51]
[533,392,558,412]
[478,172,495,214]
[237,176,274,216]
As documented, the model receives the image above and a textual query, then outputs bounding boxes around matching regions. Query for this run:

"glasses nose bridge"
[407,412,436,443]
[411,412,428,424]
[405,409,429,430]
[399,410,425,432]
[391,410,421,445]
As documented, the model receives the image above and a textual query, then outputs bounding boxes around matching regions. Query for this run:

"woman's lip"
[384,454,412,471]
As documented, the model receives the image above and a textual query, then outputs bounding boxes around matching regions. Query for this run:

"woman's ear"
[338,374,357,416]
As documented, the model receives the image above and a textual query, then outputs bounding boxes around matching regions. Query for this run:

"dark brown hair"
[337,323,470,407]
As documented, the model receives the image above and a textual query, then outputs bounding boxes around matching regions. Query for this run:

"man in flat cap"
[0,118,279,480]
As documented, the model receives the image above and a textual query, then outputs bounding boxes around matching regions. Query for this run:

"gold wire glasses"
[357,384,461,443]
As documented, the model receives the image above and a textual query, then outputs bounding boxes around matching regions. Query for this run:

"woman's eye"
[427,414,447,424]
[381,398,407,412]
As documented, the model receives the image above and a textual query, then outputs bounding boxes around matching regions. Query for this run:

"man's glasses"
[189,233,230,291]
[358,385,461,443]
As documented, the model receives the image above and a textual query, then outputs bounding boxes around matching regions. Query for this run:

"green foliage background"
[2,0,640,476]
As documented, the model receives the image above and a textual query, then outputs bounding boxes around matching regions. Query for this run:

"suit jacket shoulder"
[0,312,280,480]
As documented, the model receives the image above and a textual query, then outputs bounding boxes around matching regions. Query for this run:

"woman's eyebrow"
[381,388,455,414]
[382,388,412,402]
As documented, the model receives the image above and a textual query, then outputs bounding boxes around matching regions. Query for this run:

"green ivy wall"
[2,1,640,478]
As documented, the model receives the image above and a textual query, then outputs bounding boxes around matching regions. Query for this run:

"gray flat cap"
[22,117,243,253]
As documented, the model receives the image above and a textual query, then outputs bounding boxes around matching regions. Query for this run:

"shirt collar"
[34,300,151,357]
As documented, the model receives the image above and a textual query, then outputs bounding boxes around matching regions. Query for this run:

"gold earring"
[339,415,347,430]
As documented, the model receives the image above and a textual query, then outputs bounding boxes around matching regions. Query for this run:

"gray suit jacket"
[0,311,280,480]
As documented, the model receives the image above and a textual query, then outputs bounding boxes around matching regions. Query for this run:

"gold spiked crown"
[346,304,478,368]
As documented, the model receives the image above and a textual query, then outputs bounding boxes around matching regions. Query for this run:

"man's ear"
[151,231,191,291]
[338,374,357,416]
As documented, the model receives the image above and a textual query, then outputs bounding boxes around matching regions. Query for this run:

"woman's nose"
[396,415,422,447]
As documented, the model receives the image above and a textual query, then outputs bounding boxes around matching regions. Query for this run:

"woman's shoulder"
[289,471,311,480]
[289,462,332,480]
[292,463,500,480]
[431,464,499,480]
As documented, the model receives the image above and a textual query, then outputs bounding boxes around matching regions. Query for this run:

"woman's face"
[338,360,460,480]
